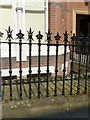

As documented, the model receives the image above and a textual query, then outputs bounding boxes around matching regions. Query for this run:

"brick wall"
[48,2,89,43]
[1,53,70,77]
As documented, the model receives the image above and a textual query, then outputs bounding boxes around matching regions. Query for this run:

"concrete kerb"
[2,94,89,118]
[30,94,89,112]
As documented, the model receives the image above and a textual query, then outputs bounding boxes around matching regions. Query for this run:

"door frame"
[72,9,90,35]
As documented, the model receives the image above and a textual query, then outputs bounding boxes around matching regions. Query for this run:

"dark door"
[80,16,90,35]
[88,22,90,34]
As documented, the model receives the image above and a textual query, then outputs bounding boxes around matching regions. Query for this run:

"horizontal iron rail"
[2,75,17,80]
[2,77,80,86]
[1,41,89,47]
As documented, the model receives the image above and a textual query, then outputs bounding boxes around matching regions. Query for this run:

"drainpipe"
[12,0,25,34]
[16,0,25,32]
[12,0,17,38]
[12,0,26,61]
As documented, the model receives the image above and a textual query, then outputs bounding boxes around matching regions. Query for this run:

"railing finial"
[63,31,69,42]
[0,31,3,38]
[16,30,24,40]
[36,31,43,40]
[54,32,61,43]
[27,27,34,41]
[6,26,13,40]
[45,30,52,43]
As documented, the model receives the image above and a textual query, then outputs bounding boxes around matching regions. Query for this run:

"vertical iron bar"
[77,50,81,94]
[84,36,89,94]
[0,31,3,102]
[27,28,34,99]
[38,40,41,98]
[16,30,24,100]
[29,34,32,99]
[46,41,49,97]
[29,41,32,99]
[62,31,68,95]
[54,33,61,96]
[77,36,82,94]
[36,31,43,98]
[84,54,88,94]
[54,41,58,96]
[70,34,75,95]
[46,31,51,97]
[9,39,12,101]
[19,38,22,100]
[29,42,32,99]
[6,27,13,101]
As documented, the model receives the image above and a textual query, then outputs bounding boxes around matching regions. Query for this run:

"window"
[25,0,48,42]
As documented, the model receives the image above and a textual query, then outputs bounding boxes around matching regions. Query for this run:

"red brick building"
[48,1,90,42]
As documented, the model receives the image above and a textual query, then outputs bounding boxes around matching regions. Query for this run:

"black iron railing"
[0,27,90,102]
[0,31,3,102]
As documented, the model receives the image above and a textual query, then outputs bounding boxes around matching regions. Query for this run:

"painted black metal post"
[84,35,89,94]
[77,35,82,94]
[54,33,61,96]
[70,34,75,95]
[0,31,3,102]
[6,26,13,101]
[62,31,68,95]
[16,30,24,100]
[36,31,43,98]
[46,31,51,97]
[27,28,34,99]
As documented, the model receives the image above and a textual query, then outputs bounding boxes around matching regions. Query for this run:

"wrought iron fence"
[73,34,90,64]
[0,26,90,102]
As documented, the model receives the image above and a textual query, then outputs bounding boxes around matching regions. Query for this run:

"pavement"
[34,105,89,118]
[1,94,89,119]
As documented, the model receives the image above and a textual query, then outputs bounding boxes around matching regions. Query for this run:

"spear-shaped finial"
[27,28,34,41]
[6,26,13,40]
[54,32,61,43]
[45,30,52,43]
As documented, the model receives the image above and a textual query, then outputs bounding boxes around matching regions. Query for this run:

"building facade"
[0,0,89,77]
[49,0,90,41]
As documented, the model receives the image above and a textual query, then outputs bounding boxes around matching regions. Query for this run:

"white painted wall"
[1,43,70,61]
[0,0,48,40]
[0,7,12,41]
[1,66,54,77]
[0,0,11,5]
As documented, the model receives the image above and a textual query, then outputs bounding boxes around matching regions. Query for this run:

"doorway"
[76,14,90,36]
